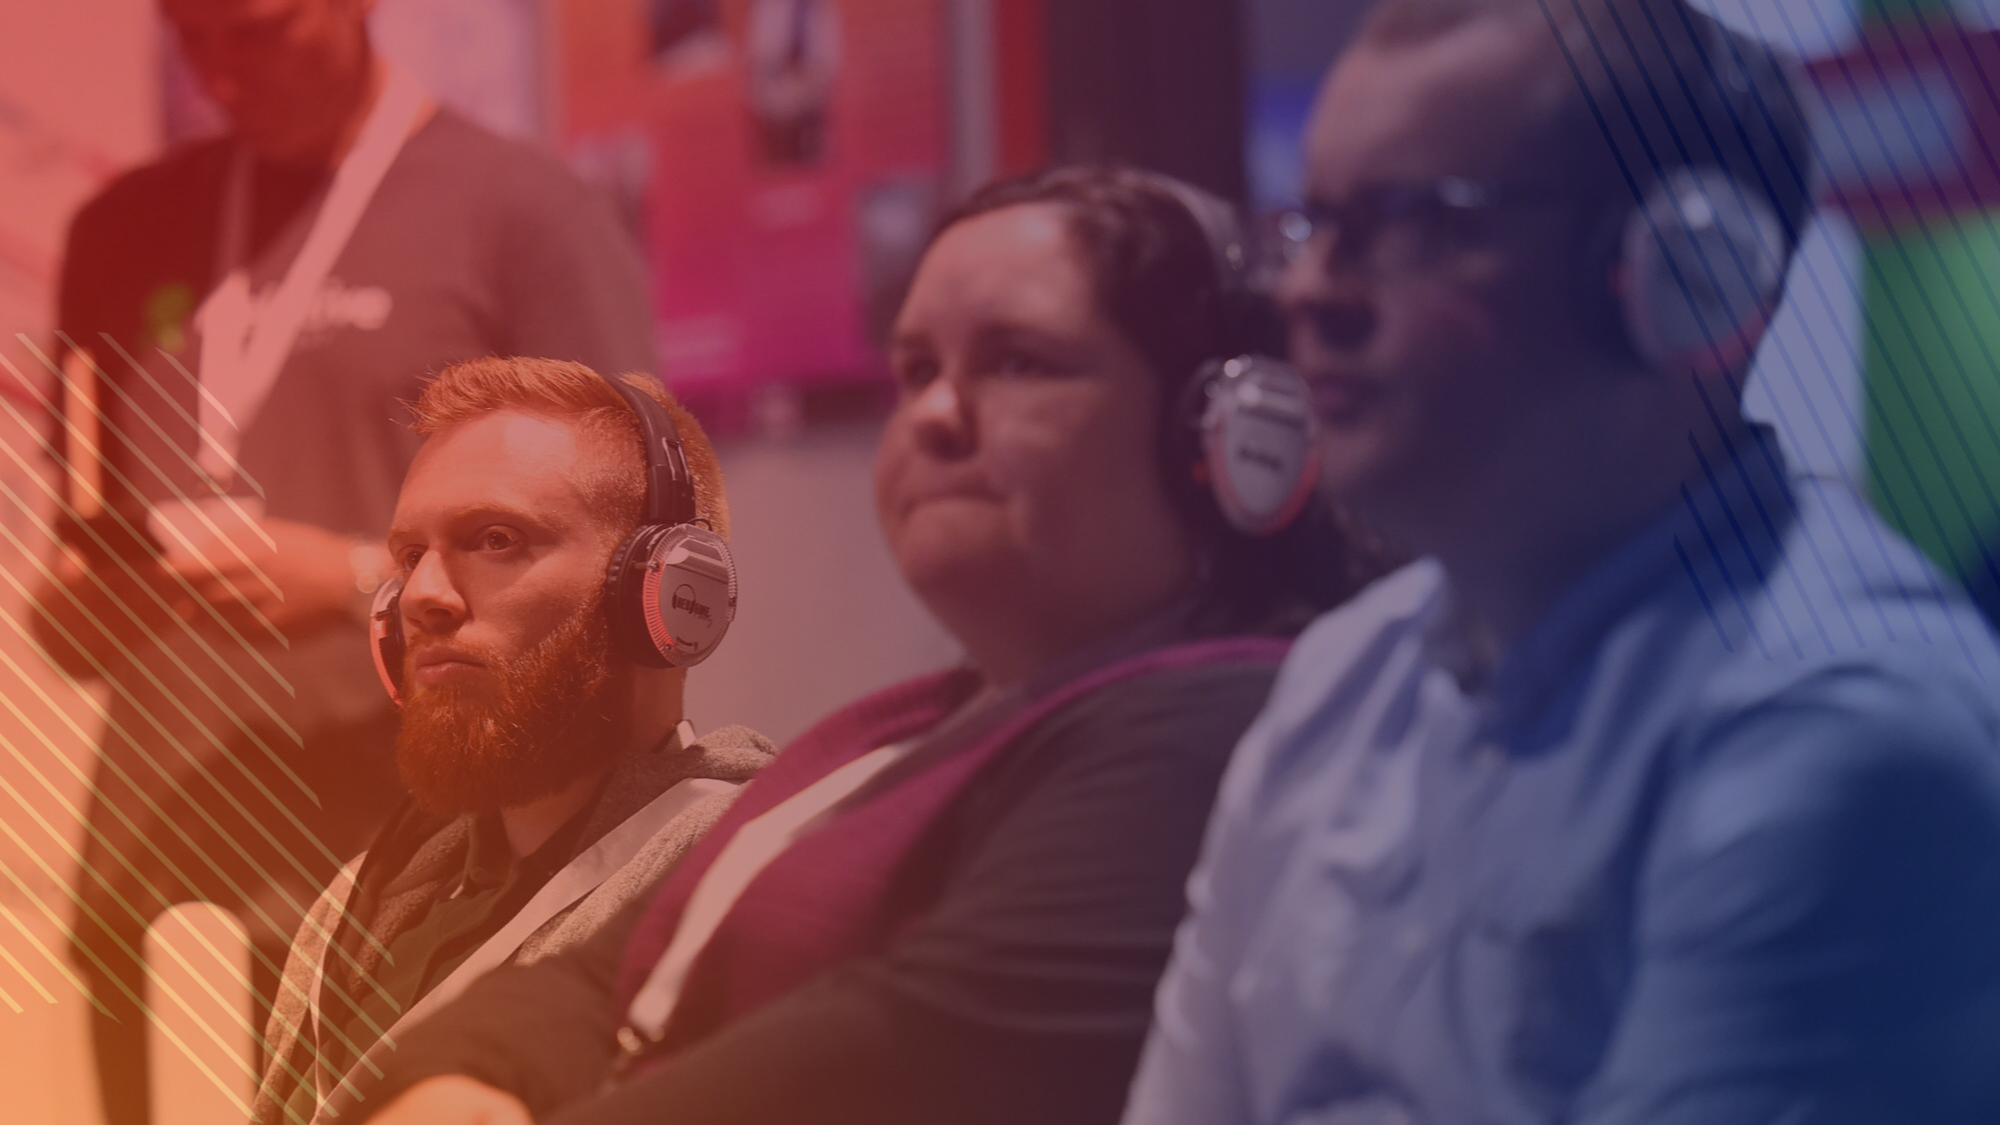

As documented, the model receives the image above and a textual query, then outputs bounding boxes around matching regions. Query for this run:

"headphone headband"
[603,375,698,528]
[1139,172,1252,298]
[1689,12,1806,233]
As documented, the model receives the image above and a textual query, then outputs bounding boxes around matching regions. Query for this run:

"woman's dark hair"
[926,165,1390,634]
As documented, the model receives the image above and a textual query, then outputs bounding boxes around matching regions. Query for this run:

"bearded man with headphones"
[1127,2,2000,1124]
[249,358,773,1125]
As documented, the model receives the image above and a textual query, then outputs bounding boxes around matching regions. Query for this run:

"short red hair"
[411,357,729,539]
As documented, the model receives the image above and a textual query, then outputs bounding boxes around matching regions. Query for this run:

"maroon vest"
[612,637,1290,1068]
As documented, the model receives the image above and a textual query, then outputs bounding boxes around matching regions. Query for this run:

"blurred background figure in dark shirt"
[28,2,656,1122]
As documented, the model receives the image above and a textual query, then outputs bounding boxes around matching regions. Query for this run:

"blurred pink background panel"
[561,0,950,392]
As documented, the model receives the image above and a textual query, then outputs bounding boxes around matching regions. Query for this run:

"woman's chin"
[891,508,1012,576]
[896,542,1031,618]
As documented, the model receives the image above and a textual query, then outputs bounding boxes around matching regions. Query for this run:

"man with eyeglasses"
[1123,1,2000,1123]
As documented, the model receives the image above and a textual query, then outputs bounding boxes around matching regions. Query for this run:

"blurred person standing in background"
[1126,1,2000,1122]
[29,1,657,1122]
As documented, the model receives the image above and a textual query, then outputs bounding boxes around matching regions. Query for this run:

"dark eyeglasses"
[1274,177,1574,276]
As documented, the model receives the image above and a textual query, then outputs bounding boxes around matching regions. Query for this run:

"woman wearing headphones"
[351,166,1382,1125]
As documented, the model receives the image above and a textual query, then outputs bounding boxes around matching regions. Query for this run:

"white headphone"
[1188,354,1321,536]
[1609,16,1800,376]
[1145,173,1322,538]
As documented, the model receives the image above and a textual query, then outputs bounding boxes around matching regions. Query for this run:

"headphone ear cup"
[368,576,407,707]
[611,523,739,668]
[1189,357,1321,537]
[1619,165,1787,376]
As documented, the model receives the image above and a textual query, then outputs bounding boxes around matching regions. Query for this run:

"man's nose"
[399,552,466,632]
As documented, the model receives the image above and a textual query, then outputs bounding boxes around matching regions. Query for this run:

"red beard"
[394,594,629,817]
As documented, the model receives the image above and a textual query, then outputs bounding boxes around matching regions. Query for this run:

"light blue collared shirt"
[1125,427,2000,1125]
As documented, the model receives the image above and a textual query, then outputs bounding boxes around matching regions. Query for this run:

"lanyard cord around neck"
[193,67,430,488]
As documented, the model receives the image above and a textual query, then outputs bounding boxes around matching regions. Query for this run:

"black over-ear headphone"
[1596,11,1803,376]
[1139,172,1322,539]
[369,375,739,706]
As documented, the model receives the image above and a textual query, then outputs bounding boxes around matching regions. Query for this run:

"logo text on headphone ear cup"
[633,523,737,667]
[1196,357,1322,537]
[1621,165,1787,376]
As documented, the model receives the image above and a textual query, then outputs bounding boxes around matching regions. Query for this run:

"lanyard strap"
[390,777,738,1036]
[304,730,736,1109]
[195,67,430,486]
[617,742,914,1055]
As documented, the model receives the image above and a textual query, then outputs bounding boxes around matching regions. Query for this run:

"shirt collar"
[455,767,616,899]
[457,811,517,897]
[1423,423,1795,743]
